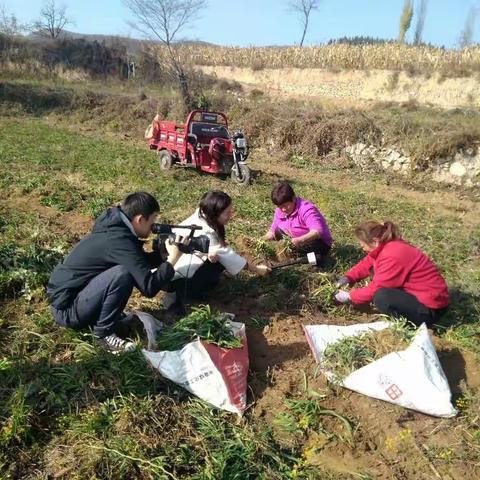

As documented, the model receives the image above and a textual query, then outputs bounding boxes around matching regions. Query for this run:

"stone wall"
[344,143,480,188]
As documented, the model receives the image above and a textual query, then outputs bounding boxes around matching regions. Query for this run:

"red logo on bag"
[386,384,403,400]
[202,337,249,412]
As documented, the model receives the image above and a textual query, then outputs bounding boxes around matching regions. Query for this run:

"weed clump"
[275,238,295,261]
[240,237,278,261]
[0,241,65,298]
[306,274,337,312]
[156,305,242,351]
[322,320,416,381]
[276,396,353,443]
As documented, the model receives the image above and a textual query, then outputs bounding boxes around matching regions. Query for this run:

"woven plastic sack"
[304,321,457,418]
[143,317,248,414]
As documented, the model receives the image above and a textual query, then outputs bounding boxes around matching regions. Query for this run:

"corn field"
[151,44,480,76]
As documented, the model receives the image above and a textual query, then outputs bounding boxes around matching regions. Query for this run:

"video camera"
[151,223,210,254]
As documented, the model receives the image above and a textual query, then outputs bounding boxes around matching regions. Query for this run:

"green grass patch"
[0,113,479,478]
[322,320,416,382]
[156,305,242,351]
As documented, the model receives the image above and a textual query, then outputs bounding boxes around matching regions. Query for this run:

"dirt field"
[0,78,479,479]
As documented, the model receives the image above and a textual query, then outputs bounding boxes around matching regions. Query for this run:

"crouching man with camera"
[47,192,186,353]
[162,191,270,310]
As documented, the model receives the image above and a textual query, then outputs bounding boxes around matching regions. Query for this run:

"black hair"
[198,191,232,243]
[271,181,295,206]
[121,192,159,220]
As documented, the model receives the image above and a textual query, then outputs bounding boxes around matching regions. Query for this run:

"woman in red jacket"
[334,220,449,326]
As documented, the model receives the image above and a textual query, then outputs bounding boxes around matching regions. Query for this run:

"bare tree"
[0,4,25,63]
[123,0,207,110]
[398,0,413,43]
[33,0,71,39]
[413,0,428,45]
[458,5,478,48]
[0,4,24,36]
[289,0,320,47]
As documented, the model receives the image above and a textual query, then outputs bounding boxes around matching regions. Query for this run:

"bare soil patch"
[6,190,92,239]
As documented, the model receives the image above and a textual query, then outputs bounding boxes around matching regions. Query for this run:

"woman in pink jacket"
[264,181,333,257]
[334,220,449,326]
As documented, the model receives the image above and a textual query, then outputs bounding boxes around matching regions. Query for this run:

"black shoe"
[115,311,142,339]
[165,299,187,321]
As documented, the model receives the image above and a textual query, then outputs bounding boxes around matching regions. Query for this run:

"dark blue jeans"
[50,265,135,338]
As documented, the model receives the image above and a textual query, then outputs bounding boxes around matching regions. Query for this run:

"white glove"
[335,290,351,304]
[335,276,350,288]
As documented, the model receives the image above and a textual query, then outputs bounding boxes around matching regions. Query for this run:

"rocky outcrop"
[345,143,480,188]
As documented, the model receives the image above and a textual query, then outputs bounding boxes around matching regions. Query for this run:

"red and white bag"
[142,319,248,414]
[304,322,457,418]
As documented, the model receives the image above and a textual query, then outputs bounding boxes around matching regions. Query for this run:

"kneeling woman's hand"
[334,290,351,304]
[251,263,271,276]
[208,251,219,263]
[256,263,272,276]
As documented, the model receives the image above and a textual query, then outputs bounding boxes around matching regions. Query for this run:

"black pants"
[296,238,331,256]
[171,260,225,300]
[373,288,447,327]
[274,228,331,257]
[50,265,135,338]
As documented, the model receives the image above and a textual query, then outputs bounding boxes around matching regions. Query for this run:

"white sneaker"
[161,292,177,309]
[98,333,136,353]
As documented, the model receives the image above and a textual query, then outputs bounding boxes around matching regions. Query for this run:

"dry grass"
[234,98,480,168]
[151,44,480,77]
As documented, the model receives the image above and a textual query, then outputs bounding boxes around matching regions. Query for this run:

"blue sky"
[5,0,480,48]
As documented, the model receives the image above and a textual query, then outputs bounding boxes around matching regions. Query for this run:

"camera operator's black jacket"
[47,206,174,310]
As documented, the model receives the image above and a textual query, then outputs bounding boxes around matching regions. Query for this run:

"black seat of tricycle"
[189,122,229,143]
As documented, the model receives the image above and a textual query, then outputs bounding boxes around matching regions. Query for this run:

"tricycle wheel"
[231,164,251,185]
[158,150,173,170]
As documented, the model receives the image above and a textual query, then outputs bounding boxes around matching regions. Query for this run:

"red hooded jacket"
[346,239,449,309]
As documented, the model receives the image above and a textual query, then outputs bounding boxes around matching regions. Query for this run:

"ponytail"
[354,220,401,245]
[380,221,401,243]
